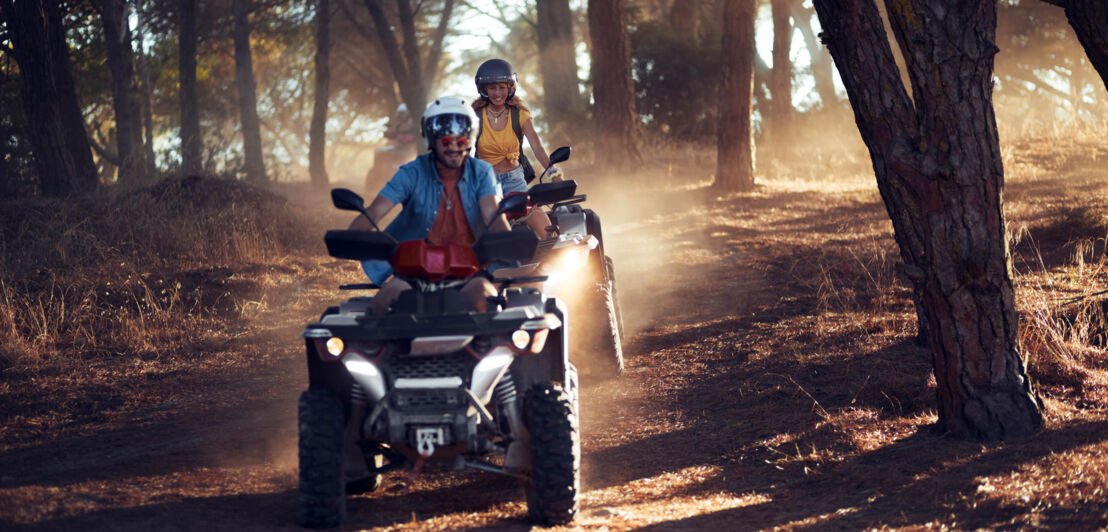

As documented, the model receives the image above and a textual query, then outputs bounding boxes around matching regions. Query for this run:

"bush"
[631,21,721,142]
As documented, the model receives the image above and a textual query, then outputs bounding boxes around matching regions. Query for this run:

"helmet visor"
[424,114,472,142]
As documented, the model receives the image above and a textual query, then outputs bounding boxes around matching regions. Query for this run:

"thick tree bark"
[792,3,838,110]
[50,3,98,194]
[587,0,641,169]
[715,0,756,191]
[309,0,331,188]
[178,0,203,175]
[1047,0,1108,93]
[767,0,793,142]
[814,0,1043,441]
[668,0,699,40]
[0,0,98,196]
[98,0,143,185]
[536,0,580,131]
[233,0,266,182]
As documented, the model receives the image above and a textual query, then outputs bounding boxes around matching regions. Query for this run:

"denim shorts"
[495,165,528,194]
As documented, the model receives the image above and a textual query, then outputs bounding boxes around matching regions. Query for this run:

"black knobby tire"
[298,388,346,529]
[604,256,626,341]
[524,383,580,525]
[578,282,624,378]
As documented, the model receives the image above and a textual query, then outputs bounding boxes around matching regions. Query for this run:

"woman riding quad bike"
[501,149,626,378]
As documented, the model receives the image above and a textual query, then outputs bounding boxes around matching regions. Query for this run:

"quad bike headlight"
[511,330,531,350]
[529,328,549,353]
[507,328,549,354]
[553,246,589,273]
[325,337,345,358]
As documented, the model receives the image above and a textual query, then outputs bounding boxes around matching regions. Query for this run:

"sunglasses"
[438,135,470,148]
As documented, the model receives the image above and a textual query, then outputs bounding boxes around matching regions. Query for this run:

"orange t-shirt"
[426,168,475,246]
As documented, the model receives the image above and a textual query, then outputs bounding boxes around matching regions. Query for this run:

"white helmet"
[420,96,479,150]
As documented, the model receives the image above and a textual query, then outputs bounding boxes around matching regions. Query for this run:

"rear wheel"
[524,383,580,525]
[298,388,346,529]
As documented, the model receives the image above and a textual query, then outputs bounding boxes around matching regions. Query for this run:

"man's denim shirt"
[361,153,501,285]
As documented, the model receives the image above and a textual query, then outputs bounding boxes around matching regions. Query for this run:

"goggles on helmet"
[423,114,473,143]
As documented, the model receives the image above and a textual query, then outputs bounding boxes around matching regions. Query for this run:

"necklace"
[488,107,506,121]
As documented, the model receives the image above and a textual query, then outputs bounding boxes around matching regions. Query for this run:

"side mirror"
[548,146,571,166]
[331,188,381,231]
[331,188,365,212]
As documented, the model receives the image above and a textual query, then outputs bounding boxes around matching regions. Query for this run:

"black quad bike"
[505,146,625,378]
[297,189,581,529]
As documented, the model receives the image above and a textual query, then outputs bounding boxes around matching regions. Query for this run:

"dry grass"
[0,176,319,368]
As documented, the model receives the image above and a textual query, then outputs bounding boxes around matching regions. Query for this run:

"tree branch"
[87,128,120,166]
[459,0,513,28]
[339,0,377,45]
[422,0,453,84]
[396,0,422,79]
[363,0,413,101]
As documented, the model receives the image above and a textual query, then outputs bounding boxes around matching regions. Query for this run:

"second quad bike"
[504,146,626,378]
[297,189,581,529]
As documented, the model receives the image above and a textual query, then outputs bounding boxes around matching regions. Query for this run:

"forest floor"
[2,134,1108,530]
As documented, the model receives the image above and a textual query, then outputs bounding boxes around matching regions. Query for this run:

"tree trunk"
[536,0,580,134]
[792,3,838,110]
[233,0,266,183]
[813,0,1043,441]
[588,0,641,169]
[0,0,98,196]
[51,1,100,194]
[1055,0,1108,93]
[668,0,699,40]
[767,0,793,144]
[715,0,756,191]
[99,0,143,185]
[179,0,203,175]
[309,0,331,188]
[135,0,158,177]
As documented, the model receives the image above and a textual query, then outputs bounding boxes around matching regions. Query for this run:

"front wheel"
[298,388,346,529]
[577,282,624,378]
[605,256,625,341]
[524,382,580,525]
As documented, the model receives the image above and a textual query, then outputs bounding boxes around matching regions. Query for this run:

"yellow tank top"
[476,106,532,166]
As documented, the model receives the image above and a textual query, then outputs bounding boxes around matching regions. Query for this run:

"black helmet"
[475,59,518,100]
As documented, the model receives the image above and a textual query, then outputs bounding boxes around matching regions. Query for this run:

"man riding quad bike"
[298,190,581,529]
[297,97,581,529]
[502,153,626,378]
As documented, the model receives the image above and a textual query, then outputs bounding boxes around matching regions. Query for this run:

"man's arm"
[479,194,510,232]
[349,194,397,230]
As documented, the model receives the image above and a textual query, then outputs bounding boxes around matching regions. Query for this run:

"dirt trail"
[0,179,788,530]
[6,172,1104,530]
